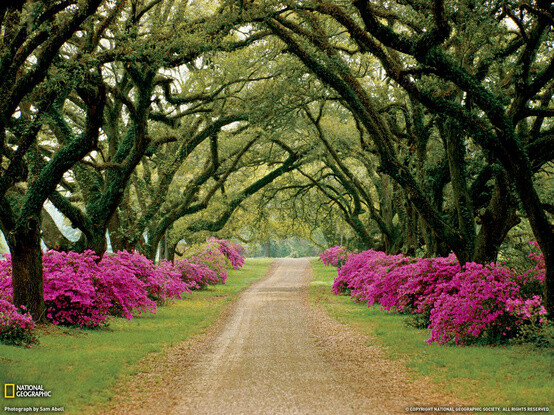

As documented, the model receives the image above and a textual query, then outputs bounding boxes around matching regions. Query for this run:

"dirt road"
[104,258,455,414]
[175,258,366,413]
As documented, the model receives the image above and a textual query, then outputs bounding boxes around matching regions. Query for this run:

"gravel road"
[102,258,457,414]
[174,258,366,414]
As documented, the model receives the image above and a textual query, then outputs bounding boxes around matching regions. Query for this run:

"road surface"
[103,258,456,414]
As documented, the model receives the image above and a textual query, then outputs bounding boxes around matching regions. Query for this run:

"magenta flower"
[330,244,547,346]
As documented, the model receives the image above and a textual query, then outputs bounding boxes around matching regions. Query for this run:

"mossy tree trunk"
[8,220,45,321]
[473,172,520,263]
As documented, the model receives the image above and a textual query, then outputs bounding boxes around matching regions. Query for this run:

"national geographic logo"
[3,384,52,399]
[4,384,14,399]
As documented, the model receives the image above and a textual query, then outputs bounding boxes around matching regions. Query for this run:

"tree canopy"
[0,0,552,318]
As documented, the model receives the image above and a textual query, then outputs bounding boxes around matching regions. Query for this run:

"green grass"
[0,258,273,413]
[310,259,554,407]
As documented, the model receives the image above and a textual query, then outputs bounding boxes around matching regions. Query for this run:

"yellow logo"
[4,384,15,399]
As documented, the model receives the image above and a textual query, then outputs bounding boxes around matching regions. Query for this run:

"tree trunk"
[498,148,554,316]
[167,239,178,262]
[403,201,417,256]
[41,208,73,252]
[107,212,128,252]
[436,117,475,265]
[159,231,168,261]
[422,219,449,258]
[145,229,164,261]
[347,216,374,250]
[473,173,519,263]
[89,231,108,258]
[9,221,46,322]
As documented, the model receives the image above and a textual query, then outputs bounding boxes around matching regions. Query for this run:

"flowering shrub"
[174,258,219,290]
[1,251,109,330]
[0,239,245,345]
[356,255,416,309]
[0,254,12,301]
[395,255,461,315]
[97,253,157,319]
[0,249,195,330]
[42,250,112,328]
[333,246,548,346]
[207,237,246,270]
[175,238,246,289]
[0,300,37,346]
[332,249,402,297]
[506,295,547,323]
[182,241,229,284]
[320,246,349,267]
[101,251,190,306]
[428,263,523,345]
[149,260,193,302]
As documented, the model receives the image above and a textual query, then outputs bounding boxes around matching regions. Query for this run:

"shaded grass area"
[0,258,273,413]
[310,259,554,408]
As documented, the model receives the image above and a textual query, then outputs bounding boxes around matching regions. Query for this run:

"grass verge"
[0,258,273,413]
[310,259,553,408]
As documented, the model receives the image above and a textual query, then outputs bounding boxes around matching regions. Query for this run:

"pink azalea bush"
[506,295,546,323]
[207,237,246,270]
[332,249,403,298]
[173,258,219,290]
[102,251,191,305]
[96,253,157,319]
[0,300,37,346]
[320,246,349,267]
[182,240,230,284]
[0,255,11,299]
[0,240,245,345]
[427,263,522,345]
[41,250,112,328]
[174,238,245,289]
[332,246,548,345]
[0,249,197,336]
[149,260,194,301]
